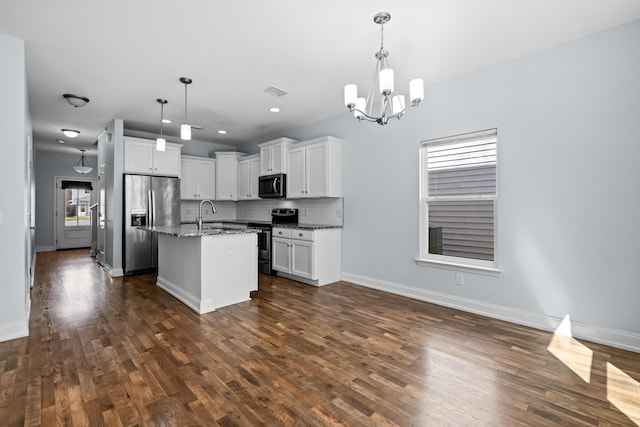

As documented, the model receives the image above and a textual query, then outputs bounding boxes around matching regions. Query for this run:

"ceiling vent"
[263,86,288,97]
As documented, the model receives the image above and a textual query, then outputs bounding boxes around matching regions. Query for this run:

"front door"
[55,177,97,249]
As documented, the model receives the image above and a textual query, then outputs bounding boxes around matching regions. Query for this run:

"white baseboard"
[0,320,29,343]
[103,264,124,278]
[36,246,55,252]
[341,272,640,353]
[157,276,214,314]
[30,252,36,288]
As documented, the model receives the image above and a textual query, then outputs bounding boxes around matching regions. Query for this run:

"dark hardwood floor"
[0,249,638,426]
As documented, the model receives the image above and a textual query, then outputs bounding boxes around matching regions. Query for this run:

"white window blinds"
[422,129,497,262]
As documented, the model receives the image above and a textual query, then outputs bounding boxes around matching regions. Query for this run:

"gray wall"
[0,34,30,340]
[34,150,98,250]
[124,129,237,157]
[98,119,125,275]
[265,21,640,340]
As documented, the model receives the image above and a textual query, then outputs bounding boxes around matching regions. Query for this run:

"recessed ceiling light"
[270,107,281,113]
[61,128,80,138]
[218,130,227,134]
[161,119,171,124]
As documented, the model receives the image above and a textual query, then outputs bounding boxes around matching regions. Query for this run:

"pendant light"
[73,149,93,174]
[180,77,192,140]
[156,98,168,151]
[344,12,424,125]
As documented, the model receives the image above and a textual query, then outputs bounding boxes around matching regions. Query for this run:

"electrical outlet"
[455,273,464,286]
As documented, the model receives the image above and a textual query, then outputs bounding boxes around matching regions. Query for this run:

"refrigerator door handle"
[151,190,156,226]
[148,190,153,226]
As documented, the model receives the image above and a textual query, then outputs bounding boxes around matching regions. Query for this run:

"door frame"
[53,175,98,250]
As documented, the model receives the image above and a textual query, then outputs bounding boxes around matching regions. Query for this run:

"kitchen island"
[140,225,258,314]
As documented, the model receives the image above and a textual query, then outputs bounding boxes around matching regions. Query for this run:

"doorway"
[55,177,97,249]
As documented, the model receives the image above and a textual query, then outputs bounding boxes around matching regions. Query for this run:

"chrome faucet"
[196,199,216,230]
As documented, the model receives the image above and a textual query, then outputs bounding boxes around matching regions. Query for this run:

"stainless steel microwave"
[258,173,286,198]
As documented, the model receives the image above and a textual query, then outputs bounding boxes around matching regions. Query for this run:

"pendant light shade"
[156,98,168,151]
[180,77,192,140]
[73,149,93,174]
[180,123,191,141]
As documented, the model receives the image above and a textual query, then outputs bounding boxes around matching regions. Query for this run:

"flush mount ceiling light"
[344,12,424,125]
[73,149,93,174]
[269,107,281,113]
[218,130,227,134]
[156,98,168,151]
[62,128,80,138]
[179,77,192,140]
[63,93,90,107]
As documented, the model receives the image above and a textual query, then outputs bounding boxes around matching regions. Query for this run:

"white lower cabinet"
[272,227,341,286]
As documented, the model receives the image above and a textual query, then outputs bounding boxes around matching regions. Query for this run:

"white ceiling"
[2,0,640,155]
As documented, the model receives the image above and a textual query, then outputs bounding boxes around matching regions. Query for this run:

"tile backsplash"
[181,198,343,226]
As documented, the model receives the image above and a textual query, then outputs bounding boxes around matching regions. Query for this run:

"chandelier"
[344,12,424,125]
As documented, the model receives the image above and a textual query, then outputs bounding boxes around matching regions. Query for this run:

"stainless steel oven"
[248,208,298,275]
[248,222,272,275]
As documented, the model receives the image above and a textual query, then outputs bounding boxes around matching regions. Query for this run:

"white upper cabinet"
[259,137,298,175]
[180,155,215,200]
[237,154,261,200]
[215,152,245,201]
[124,137,181,177]
[286,136,342,198]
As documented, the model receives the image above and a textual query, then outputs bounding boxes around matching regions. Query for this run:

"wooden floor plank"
[0,249,638,426]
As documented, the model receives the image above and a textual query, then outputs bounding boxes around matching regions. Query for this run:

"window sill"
[414,258,503,276]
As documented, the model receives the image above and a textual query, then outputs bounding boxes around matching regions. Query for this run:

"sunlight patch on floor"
[607,362,640,426]
[546,314,593,383]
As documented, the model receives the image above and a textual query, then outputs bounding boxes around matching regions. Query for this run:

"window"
[418,129,499,273]
[61,181,93,227]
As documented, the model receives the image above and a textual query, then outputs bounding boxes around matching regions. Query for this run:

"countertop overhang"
[181,220,342,230]
[138,225,258,238]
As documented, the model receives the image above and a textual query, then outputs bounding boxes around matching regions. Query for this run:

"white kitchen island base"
[155,232,258,314]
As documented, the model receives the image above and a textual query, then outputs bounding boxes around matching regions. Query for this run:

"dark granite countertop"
[181,220,342,230]
[271,223,342,230]
[138,225,258,238]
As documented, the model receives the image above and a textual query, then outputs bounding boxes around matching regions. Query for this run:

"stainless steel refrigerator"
[123,174,180,275]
